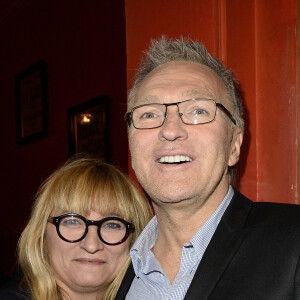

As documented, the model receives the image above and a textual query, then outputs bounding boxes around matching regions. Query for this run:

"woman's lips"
[74,258,105,265]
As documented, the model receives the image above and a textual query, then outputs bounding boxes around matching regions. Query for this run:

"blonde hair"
[18,156,152,299]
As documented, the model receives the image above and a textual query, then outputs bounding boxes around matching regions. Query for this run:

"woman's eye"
[61,218,82,226]
[103,222,122,230]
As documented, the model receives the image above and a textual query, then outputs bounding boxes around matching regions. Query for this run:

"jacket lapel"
[184,190,252,300]
[114,263,135,300]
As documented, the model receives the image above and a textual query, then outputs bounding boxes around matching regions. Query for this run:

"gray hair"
[128,36,244,130]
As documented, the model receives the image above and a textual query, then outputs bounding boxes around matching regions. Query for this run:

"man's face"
[128,61,243,209]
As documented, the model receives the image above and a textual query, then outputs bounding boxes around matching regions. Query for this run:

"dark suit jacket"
[115,190,300,300]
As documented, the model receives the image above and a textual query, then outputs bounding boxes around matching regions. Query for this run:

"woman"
[0,157,152,299]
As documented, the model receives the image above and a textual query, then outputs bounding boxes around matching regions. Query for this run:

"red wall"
[125,0,298,204]
[0,0,128,276]
[1,0,298,280]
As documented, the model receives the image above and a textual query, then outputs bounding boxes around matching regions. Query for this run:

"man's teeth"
[159,155,192,163]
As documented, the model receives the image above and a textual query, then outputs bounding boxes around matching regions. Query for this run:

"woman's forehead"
[51,195,121,215]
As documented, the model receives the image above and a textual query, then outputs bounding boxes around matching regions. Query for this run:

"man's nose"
[80,226,104,253]
[158,105,188,141]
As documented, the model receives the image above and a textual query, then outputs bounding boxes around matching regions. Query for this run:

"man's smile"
[159,155,192,164]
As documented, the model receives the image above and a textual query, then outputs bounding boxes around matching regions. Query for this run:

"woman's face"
[46,210,131,298]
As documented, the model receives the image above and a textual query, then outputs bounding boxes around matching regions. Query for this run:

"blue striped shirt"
[126,186,234,300]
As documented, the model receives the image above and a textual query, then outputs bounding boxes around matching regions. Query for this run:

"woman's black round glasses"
[48,213,134,246]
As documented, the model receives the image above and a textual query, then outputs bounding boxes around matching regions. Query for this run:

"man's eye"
[194,108,207,115]
[141,112,156,119]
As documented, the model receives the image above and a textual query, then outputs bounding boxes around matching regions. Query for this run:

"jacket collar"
[184,189,252,299]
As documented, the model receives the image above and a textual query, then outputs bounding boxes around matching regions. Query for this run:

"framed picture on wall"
[68,95,110,161]
[15,60,48,144]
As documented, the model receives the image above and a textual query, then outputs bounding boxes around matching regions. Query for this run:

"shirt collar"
[130,216,159,276]
[130,186,234,276]
[188,186,234,259]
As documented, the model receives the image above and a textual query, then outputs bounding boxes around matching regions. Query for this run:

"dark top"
[0,270,31,300]
[0,288,30,300]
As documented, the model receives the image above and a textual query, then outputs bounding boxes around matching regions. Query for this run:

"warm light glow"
[80,113,93,124]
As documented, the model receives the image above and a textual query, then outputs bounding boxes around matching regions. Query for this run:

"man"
[116,36,300,299]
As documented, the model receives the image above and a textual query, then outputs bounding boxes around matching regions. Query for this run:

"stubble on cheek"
[128,131,145,174]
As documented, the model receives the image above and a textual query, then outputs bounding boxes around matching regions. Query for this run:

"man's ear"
[228,128,243,167]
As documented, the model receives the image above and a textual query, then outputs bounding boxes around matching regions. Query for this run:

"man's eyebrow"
[183,89,214,99]
[137,95,159,104]
[137,90,216,104]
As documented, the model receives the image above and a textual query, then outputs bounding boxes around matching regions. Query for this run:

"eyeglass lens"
[131,99,217,129]
[58,215,128,244]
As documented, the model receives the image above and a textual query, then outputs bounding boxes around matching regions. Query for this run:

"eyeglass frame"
[48,213,134,246]
[126,98,236,129]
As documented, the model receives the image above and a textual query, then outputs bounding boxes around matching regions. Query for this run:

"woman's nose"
[80,226,104,253]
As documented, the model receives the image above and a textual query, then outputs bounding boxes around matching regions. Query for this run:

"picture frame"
[15,60,48,144]
[68,95,110,161]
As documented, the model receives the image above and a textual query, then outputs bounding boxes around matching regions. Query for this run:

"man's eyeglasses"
[48,213,134,246]
[126,98,236,129]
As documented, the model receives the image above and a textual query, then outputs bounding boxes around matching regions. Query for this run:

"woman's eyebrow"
[102,213,122,217]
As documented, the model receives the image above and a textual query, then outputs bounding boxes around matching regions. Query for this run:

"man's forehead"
[146,60,218,78]
[135,89,218,104]
[134,61,227,101]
